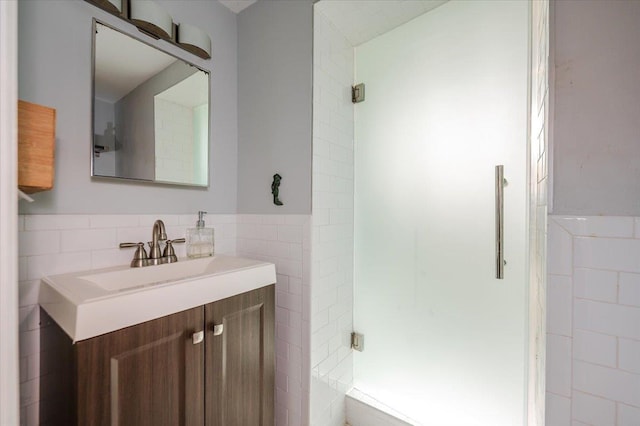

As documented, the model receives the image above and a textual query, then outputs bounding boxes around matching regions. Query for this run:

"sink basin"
[80,256,218,292]
[39,255,276,342]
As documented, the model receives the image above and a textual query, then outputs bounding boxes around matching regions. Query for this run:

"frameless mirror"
[92,20,209,187]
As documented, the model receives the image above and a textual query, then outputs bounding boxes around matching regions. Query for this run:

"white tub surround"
[345,389,415,426]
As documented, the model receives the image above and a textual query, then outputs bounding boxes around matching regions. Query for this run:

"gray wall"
[18,0,238,214]
[552,0,640,216]
[237,0,313,214]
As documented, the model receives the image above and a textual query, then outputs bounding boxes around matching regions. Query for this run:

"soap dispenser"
[186,211,214,258]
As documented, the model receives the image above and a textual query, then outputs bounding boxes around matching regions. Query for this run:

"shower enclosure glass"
[352,1,529,424]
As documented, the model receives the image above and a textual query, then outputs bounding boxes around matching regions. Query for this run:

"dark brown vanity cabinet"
[75,306,205,426]
[41,285,274,426]
[206,286,275,426]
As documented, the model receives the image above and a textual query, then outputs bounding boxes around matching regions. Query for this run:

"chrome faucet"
[148,220,167,265]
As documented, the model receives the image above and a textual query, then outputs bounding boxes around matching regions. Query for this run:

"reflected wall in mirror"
[92,21,210,187]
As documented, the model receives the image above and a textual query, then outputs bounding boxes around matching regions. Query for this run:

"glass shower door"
[353,1,529,424]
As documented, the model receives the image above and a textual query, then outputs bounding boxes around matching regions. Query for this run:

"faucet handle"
[163,238,185,263]
[119,242,148,268]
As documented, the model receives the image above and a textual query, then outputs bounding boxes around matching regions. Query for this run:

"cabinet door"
[76,307,205,426]
[206,285,275,426]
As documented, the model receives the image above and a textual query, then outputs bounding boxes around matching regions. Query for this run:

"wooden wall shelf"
[18,100,56,194]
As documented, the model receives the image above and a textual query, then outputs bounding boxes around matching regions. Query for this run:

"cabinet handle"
[212,324,224,336]
[192,331,204,344]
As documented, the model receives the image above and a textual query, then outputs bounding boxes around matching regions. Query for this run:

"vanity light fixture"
[84,0,213,60]
[129,0,173,41]
[85,0,123,16]
[177,23,212,59]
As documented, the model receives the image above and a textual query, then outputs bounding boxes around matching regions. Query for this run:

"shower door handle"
[495,165,505,279]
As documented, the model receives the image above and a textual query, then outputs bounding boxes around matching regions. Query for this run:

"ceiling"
[315,0,448,46]
[218,0,258,14]
[216,0,448,45]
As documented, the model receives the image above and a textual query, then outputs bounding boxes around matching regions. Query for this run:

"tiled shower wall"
[17,213,308,426]
[310,9,355,426]
[546,216,640,425]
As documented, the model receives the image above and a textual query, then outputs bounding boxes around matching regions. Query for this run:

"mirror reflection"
[92,21,209,186]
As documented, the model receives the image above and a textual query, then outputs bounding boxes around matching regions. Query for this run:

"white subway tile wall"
[619,404,640,426]
[17,213,308,426]
[311,9,355,426]
[546,215,640,426]
[235,214,311,426]
[546,393,571,425]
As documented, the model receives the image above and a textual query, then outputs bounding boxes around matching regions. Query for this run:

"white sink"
[79,256,218,292]
[39,255,276,342]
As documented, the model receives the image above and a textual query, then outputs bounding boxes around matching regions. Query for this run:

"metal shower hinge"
[351,332,364,352]
[352,83,365,103]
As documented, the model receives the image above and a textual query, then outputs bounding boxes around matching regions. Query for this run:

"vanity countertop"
[39,255,276,342]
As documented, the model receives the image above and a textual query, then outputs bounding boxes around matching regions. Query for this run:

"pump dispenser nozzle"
[197,211,207,228]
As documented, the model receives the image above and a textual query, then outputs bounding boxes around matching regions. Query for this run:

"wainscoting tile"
[547,274,572,336]
[549,215,640,426]
[573,361,640,407]
[548,219,573,275]
[545,392,571,426]
[574,237,640,273]
[546,333,572,396]
[555,216,634,238]
[573,329,617,368]
[619,273,640,307]
[571,391,616,426]
[574,268,618,303]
